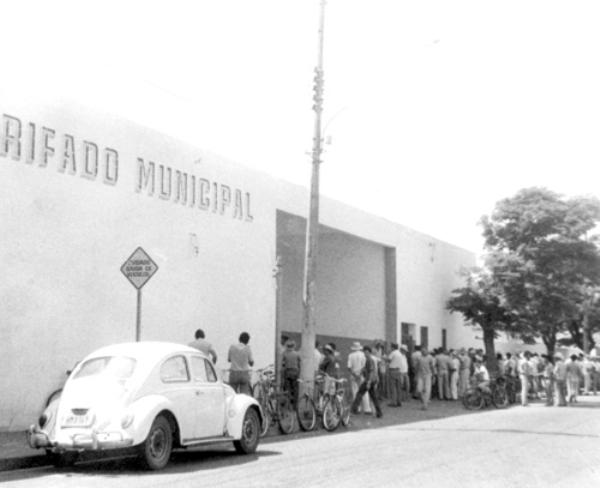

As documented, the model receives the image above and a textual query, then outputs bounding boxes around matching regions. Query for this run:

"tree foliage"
[448,187,600,357]
[479,188,600,354]
[446,268,515,371]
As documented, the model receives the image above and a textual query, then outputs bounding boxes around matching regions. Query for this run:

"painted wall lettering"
[104,148,119,185]
[1,111,253,223]
[136,158,155,195]
[1,114,22,161]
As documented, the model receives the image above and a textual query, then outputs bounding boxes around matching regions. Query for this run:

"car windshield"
[73,356,136,380]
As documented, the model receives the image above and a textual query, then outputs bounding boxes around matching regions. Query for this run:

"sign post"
[121,247,158,341]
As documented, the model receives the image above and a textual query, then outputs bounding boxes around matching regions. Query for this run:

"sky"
[2,0,600,254]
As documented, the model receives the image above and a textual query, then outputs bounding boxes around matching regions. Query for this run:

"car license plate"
[63,414,91,427]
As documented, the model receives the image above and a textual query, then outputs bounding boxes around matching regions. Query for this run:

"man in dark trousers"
[282,340,301,407]
[351,345,383,418]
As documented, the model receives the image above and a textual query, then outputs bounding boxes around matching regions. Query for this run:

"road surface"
[3,398,599,488]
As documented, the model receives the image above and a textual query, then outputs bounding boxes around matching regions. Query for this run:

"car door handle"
[196,391,204,396]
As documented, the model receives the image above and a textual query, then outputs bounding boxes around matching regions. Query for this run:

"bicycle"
[462,377,508,410]
[296,373,351,432]
[251,365,296,436]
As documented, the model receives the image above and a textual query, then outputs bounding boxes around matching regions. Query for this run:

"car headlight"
[121,412,134,429]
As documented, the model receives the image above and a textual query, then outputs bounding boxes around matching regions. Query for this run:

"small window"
[160,356,190,383]
[205,359,217,383]
[190,356,208,382]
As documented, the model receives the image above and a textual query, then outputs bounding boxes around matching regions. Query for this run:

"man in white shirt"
[387,343,407,406]
[347,342,371,414]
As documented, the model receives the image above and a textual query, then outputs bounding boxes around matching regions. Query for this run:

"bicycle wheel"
[340,395,351,427]
[322,395,341,431]
[259,405,272,437]
[252,383,265,403]
[492,386,508,409]
[277,396,296,434]
[296,395,317,431]
[462,389,484,410]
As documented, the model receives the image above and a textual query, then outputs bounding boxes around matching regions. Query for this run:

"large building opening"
[276,210,396,356]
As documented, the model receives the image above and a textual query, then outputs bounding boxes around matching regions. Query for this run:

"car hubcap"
[149,427,166,459]
[243,415,257,444]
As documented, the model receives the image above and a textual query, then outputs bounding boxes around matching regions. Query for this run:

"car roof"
[84,341,206,362]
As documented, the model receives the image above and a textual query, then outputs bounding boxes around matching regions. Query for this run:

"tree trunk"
[482,327,497,376]
[542,333,556,358]
[567,318,584,350]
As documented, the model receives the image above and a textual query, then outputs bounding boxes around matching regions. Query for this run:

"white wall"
[0,96,477,431]
[0,100,276,430]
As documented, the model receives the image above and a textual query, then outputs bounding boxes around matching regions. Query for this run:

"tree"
[447,268,515,374]
[480,188,600,355]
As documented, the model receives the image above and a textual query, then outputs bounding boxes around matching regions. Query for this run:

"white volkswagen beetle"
[28,342,263,470]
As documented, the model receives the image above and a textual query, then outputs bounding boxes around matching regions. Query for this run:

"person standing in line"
[582,355,593,395]
[314,341,323,370]
[415,347,436,410]
[458,348,471,398]
[347,342,372,414]
[227,332,254,395]
[518,352,532,406]
[449,350,460,400]
[553,353,568,406]
[592,357,600,395]
[542,354,555,406]
[373,342,387,400]
[399,345,411,401]
[386,343,404,407]
[566,354,581,403]
[351,346,383,418]
[411,345,422,399]
[188,329,218,364]
[496,353,506,376]
[504,353,517,378]
[282,340,301,407]
[436,349,450,400]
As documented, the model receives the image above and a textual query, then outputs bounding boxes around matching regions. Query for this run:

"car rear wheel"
[139,415,173,470]
[234,408,260,454]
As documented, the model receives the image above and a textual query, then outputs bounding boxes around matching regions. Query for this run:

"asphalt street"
[2,398,599,488]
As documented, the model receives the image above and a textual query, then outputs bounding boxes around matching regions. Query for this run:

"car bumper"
[28,425,134,451]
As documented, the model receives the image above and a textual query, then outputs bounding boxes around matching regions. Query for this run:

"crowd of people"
[187,329,600,413]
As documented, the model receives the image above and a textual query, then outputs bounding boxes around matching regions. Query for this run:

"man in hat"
[351,345,383,418]
[282,340,301,407]
[347,341,372,414]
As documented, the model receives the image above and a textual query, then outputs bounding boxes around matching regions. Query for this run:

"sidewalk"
[0,397,471,472]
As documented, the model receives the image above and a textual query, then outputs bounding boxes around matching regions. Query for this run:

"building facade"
[0,99,477,431]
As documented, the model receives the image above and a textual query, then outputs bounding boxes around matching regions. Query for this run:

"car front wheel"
[234,408,260,454]
[139,415,173,470]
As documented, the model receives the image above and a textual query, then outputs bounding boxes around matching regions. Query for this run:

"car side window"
[205,359,217,383]
[160,356,190,383]
[190,356,208,382]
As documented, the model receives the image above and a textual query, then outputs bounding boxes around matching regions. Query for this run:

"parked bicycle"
[251,365,296,436]
[296,373,351,432]
[462,376,508,410]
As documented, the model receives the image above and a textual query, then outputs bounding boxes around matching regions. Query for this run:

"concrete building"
[0,98,477,431]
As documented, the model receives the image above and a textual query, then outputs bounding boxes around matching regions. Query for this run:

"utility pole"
[300,0,326,384]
